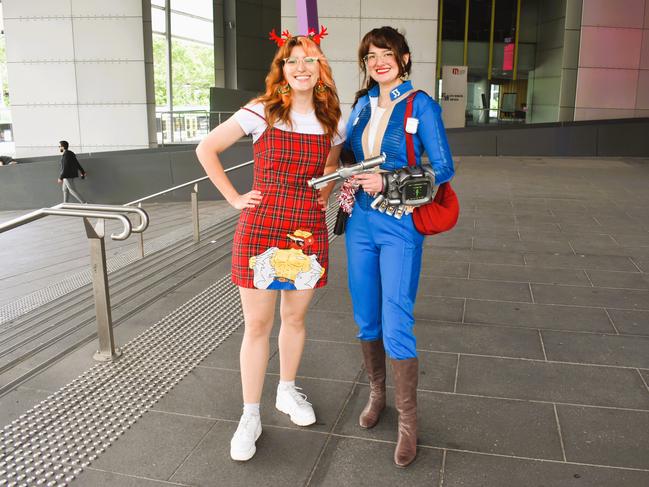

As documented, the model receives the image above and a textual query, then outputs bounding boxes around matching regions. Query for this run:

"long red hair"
[254,36,341,141]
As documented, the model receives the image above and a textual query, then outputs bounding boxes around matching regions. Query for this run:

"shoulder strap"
[404,90,423,167]
[242,106,267,122]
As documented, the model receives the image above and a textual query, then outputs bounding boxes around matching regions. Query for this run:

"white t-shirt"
[233,102,346,146]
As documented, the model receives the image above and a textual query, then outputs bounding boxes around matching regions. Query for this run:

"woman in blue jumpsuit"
[344,26,454,467]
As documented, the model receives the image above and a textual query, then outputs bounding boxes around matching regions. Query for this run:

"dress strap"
[242,106,267,122]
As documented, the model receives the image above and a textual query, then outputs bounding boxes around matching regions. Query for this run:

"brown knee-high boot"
[391,358,418,467]
[359,340,386,429]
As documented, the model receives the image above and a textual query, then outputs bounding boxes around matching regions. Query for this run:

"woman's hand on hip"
[229,190,262,210]
[353,173,383,195]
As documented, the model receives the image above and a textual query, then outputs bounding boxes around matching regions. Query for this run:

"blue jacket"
[344,80,454,184]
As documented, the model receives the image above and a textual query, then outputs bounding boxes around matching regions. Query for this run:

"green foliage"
[153,34,215,108]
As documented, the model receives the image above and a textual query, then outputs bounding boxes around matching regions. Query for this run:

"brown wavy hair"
[254,36,341,140]
[353,26,412,107]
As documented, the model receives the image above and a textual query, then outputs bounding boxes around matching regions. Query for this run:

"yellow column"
[463,0,470,66]
[436,0,444,83]
[513,0,522,80]
[487,0,496,80]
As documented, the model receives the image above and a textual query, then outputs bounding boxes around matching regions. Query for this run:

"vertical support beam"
[165,0,174,142]
[84,218,122,362]
[513,0,522,80]
[224,0,237,89]
[191,184,200,243]
[296,0,319,35]
[142,0,158,147]
[436,0,444,90]
[463,0,470,66]
[487,0,496,80]
[138,203,145,258]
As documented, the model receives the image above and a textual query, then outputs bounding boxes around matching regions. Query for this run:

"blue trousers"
[345,194,424,359]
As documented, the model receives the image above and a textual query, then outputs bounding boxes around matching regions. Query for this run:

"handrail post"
[83,217,122,362]
[191,183,200,243]
[138,202,145,258]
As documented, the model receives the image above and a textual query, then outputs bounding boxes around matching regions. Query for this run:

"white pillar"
[3,0,155,157]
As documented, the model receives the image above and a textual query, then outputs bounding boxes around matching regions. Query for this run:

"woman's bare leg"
[278,289,315,381]
[239,287,277,403]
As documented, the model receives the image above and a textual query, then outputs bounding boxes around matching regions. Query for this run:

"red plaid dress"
[232,109,330,289]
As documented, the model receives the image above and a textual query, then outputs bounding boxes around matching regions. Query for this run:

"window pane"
[152,7,166,34]
[171,38,214,108]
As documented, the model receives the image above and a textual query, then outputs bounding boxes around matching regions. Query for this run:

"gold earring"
[315,79,327,94]
[277,83,291,95]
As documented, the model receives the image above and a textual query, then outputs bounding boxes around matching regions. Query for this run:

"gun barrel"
[307,153,386,189]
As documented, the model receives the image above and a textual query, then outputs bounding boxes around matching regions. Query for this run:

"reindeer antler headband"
[269,25,328,47]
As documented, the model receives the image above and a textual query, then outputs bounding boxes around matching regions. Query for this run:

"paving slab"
[523,253,638,271]
[75,469,189,487]
[308,437,442,486]
[442,451,649,487]
[541,330,649,368]
[418,277,532,302]
[169,422,328,487]
[585,269,649,289]
[557,405,649,470]
[456,355,649,410]
[531,283,649,310]
[473,236,573,254]
[336,386,564,460]
[464,299,615,332]
[469,263,591,286]
[88,410,215,481]
[421,247,525,265]
[415,321,544,359]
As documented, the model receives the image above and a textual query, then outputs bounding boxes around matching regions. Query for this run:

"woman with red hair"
[196,32,344,461]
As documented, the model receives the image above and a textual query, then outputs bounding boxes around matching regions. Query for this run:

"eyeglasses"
[283,56,320,66]
[363,51,395,65]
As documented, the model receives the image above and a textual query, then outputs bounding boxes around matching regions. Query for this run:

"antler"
[269,28,285,47]
[311,25,328,45]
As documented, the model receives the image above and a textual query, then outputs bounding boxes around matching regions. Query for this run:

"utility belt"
[369,163,436,219]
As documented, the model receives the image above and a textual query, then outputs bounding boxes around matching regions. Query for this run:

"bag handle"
[404,90,423,168]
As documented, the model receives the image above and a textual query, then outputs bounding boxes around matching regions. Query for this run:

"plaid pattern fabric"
[232,124,330,289]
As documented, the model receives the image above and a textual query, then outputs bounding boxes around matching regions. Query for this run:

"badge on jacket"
[405,117,419,134]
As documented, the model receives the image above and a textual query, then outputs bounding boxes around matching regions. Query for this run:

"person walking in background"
[58,140,88,203]
[196,28,344,462]
[343,26,455,467]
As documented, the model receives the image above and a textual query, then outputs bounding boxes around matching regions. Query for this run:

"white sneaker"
[230,413,262,461]
[275,384,316,426]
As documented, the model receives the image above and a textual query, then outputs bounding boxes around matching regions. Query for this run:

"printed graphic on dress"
[248,229,325,290]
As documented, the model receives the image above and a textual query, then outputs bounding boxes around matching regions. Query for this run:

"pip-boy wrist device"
[380,163,435,206]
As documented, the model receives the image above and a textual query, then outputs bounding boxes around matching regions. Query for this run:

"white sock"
[243,403,260,416]
[279,380,295,389]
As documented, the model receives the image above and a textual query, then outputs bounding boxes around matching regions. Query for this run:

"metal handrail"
[0,207,135,241]
[55,203,149,233]
[124,159,254,206]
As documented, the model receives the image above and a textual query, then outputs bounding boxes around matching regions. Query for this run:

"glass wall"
[439,0,536,126]
[151,0,216,143]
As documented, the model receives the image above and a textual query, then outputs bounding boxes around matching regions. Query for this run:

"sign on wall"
[441,66,468,129]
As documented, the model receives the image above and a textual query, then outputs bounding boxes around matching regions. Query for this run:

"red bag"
[405,91,459,235]
[411,181,459,235]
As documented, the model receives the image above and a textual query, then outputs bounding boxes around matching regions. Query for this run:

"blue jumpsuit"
[344,81,455,360]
